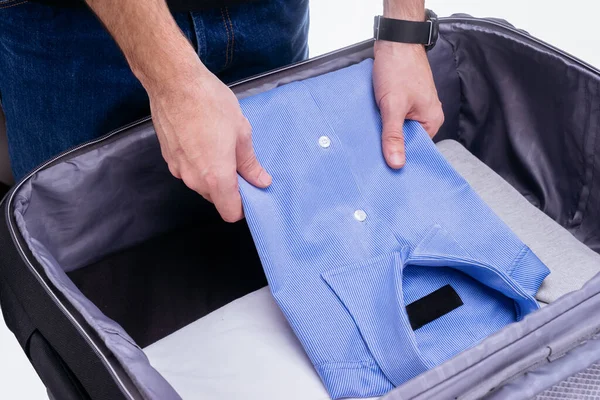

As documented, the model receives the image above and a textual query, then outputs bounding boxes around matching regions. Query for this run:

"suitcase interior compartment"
[67,210,266,348]
[8,16,600,399]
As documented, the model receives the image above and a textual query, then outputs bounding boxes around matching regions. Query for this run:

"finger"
[181,169,211,202]
[432,104,445,137]
[206,170,244,223]
[200,192,213,203]
[236,121,272,188]
[153,119,178,177]
[379,94,408,169]
[168,163,182,180]
[416,103,445,138]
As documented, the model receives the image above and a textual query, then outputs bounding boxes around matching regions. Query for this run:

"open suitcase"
[2,14,600,400]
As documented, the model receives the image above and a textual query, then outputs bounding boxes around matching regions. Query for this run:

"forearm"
[383,0,425,21]
[88,0,269,223]
[85,0,205,90]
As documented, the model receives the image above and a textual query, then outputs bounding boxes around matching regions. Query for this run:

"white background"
[1,1,599,399]
[309,1,600,67]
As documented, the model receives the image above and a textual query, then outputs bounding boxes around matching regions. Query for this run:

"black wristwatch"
[373,9,439,51]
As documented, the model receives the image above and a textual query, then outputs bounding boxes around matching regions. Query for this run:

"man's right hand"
[147,60,272,223]
[85,0,271,223]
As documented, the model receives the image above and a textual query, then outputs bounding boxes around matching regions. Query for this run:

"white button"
[318,136,331,148]
[354,209,367,222]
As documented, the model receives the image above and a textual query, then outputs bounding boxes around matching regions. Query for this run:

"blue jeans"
[0,0,309,180]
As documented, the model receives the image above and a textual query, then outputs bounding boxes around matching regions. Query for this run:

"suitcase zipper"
[3,218,137,399]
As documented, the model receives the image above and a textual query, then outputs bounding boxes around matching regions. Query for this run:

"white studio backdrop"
[2,1,600,399]
[308,1,600,67]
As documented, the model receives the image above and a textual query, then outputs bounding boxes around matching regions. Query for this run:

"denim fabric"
[0,0,309,180]
[237,59,550,399]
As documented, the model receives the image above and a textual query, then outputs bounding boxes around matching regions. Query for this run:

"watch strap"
[374,15,433,46]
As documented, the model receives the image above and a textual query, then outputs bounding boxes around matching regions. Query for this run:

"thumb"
[236,129,272,188]
[379,95,408,169]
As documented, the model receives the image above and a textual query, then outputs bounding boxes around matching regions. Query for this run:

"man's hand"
[86,0,270,222]
[374,1,444,169]
[149,62,271,223]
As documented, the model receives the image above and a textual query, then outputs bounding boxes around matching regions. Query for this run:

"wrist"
[374,40,427,58]
[125,22,208,94]
[133,43,204,93]
[383,0,425,21]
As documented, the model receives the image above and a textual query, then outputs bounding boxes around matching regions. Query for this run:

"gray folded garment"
[437,139,600,304]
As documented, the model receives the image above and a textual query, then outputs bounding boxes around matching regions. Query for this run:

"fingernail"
[389,152,406,168]
[258,170,272,187]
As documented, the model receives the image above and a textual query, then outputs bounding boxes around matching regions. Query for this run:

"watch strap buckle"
[425,20,433,47]
[374,15,382,40]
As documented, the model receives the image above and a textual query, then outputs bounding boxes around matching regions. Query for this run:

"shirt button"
[354,209,367,222]
[318,136,331,148]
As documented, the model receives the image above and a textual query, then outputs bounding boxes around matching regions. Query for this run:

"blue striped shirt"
[238,59,550,399]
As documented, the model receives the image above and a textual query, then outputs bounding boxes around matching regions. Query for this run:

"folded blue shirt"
[237,59,550,399]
